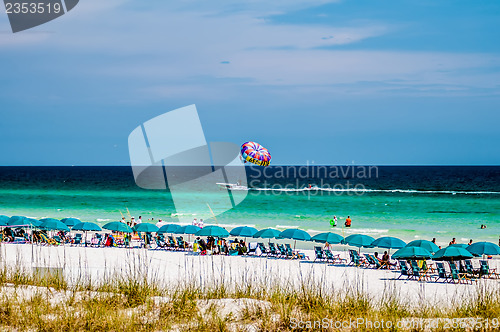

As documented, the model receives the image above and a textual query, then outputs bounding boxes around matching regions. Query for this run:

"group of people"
[120,216,143,227]
[329,215,352,228]
[192,218,205,228]
[193,237,247,255]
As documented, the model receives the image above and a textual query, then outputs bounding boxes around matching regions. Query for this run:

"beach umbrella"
[467,242,500,256]
[230,226,258,237]
[7,216,26,226]
[253,228,281,239]
[311,232,344,244]
[342,234,375,248]
[450,244,468,249]
[279,229,311,250]
[392,246,432,260]
[61,218,81,227]
[157,224,180,234]
[24,218,42,227]
[196,225,229,237]
[39,219,70,232]
[175,225,201,235]
[405,240,439,253]
[133,223,159,233]
[0,215,9,224]
[371,237,406,250]
[103,222,133,233]
[72,222,102,247]
[72,222,102,232]
[432,246,473,261]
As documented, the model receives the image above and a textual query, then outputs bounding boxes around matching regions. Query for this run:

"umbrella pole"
[85,231,87,247]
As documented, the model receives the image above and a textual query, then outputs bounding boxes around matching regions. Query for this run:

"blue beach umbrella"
[72,222,102,232]
[432,246,473,261]
[342,234,375,248]
[392,246,432,260]
[253,228,281,239]
[157,224,180,234]
[133,223,159,233]
[279,229,311,250]
[175,225,201,235]
[103,222,133,233]
[311,232,344,244]
[371,237,406,250]
[405,240,439,253]
[7,216,26,226]
[196,225,229,237]
[40,219,70,232]
[61,218,81,227]
[230,226,258,238]
[0,215,10,224]
[467,242,500,256]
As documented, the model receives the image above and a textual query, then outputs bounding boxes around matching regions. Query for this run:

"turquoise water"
[0,166,499,248]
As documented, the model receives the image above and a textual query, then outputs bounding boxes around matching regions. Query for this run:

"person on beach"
[382,251,396,268]
[345,216,352,228]
[468,239,473,246]
[330,216,337,227]
[137,216,142,224]
[481,224,487,229]
[192,218,197,226]
[121,217,126,223]
[238,239,247,255]
[432,238,436,244]
[199,219,204,228]
[449,238,456,245]
[324,242,331,250]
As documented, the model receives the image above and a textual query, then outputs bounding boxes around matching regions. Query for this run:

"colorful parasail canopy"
[240,141,271,166]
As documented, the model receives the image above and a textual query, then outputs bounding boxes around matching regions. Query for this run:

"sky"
[0,0,499,165]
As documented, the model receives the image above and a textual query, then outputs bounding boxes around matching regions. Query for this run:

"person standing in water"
[345,216,352,227]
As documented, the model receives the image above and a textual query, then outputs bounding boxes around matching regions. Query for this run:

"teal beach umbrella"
[371,237,406,250]
[40,219,70,232]
[196,225,229,237]
[133,223,159,233]
[24,218,42,227]
[103,222,133,233]
[311,232,344,244]
[175,225,201,235]
[253,228,281,239]
[158,224,180,234]
[61,218,81,227]
[72,222,102,232]
[405,240,439,253]
[467,242,500,256]
[392,246,432,260]
[7,216,26,226]
[343,234,375,248]
[230,226,258,237]
[279,229,311,250]
[432,246,473,261]
[450,244,468,249]
[0,215,10,224]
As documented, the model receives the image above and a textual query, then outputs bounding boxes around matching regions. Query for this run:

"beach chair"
[348,250,361,267]
[448,262,475,284]
[397,261,411,279]
[434,262,448,283]
[268,243,278,257]
[479,260,499,279]
[276,244,287,258]
[39,233,57,246]
[410,260,432,282]
[324,249,345,264]
[167,236,177,250]
[22,233,31,243]
[464,260,477,277]
[314,247,325,262]
[176,237,186,250]
[257,243,269,256]
[72,233,82,246]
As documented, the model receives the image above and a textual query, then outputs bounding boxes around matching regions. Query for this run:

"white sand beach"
[1,243,498,307]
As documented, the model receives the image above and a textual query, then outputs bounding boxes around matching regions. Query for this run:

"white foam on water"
[96,219,110,222]
[276,225,298,229]
[244,187,500,195]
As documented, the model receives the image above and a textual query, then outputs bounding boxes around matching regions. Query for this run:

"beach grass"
[1,248,500,331]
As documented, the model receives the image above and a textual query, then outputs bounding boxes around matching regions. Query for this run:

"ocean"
[0,166,499,247]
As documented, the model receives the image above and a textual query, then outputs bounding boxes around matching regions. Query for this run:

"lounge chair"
[324,249,345,264]
[464,260,477,277]
[314,246,325,262]
[397,260,411,279]
[449,262,475,284]
[479,260,499,279]
[257,243,269,256]
[410,260,432,281]
[73,234,82,246]
[39,233,58,246]
[434,262,449,283]
[176,237,186,250]
[348,250,362,267]
[276,244,287,258]
[268,243,278,257]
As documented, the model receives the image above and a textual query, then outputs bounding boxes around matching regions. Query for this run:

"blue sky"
[0,0,499,165]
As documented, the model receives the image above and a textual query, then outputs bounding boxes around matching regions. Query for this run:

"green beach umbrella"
[157,224,180,234]
[253,228,281,239]
[61,218,81,227]
[392,246,432,260]
[72,222,102,232]
[40,219,70,232]
[174,225,201,235]
[342,234,375,248]
[371,237,406,250]
[230,226,258,237]
[405,240,439,253]
[196,225,229,237]
[103,222,133,233]
[311,232,344,244]
[133,223,159,233]
[432,246,473,261]
[467,242,500,256]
